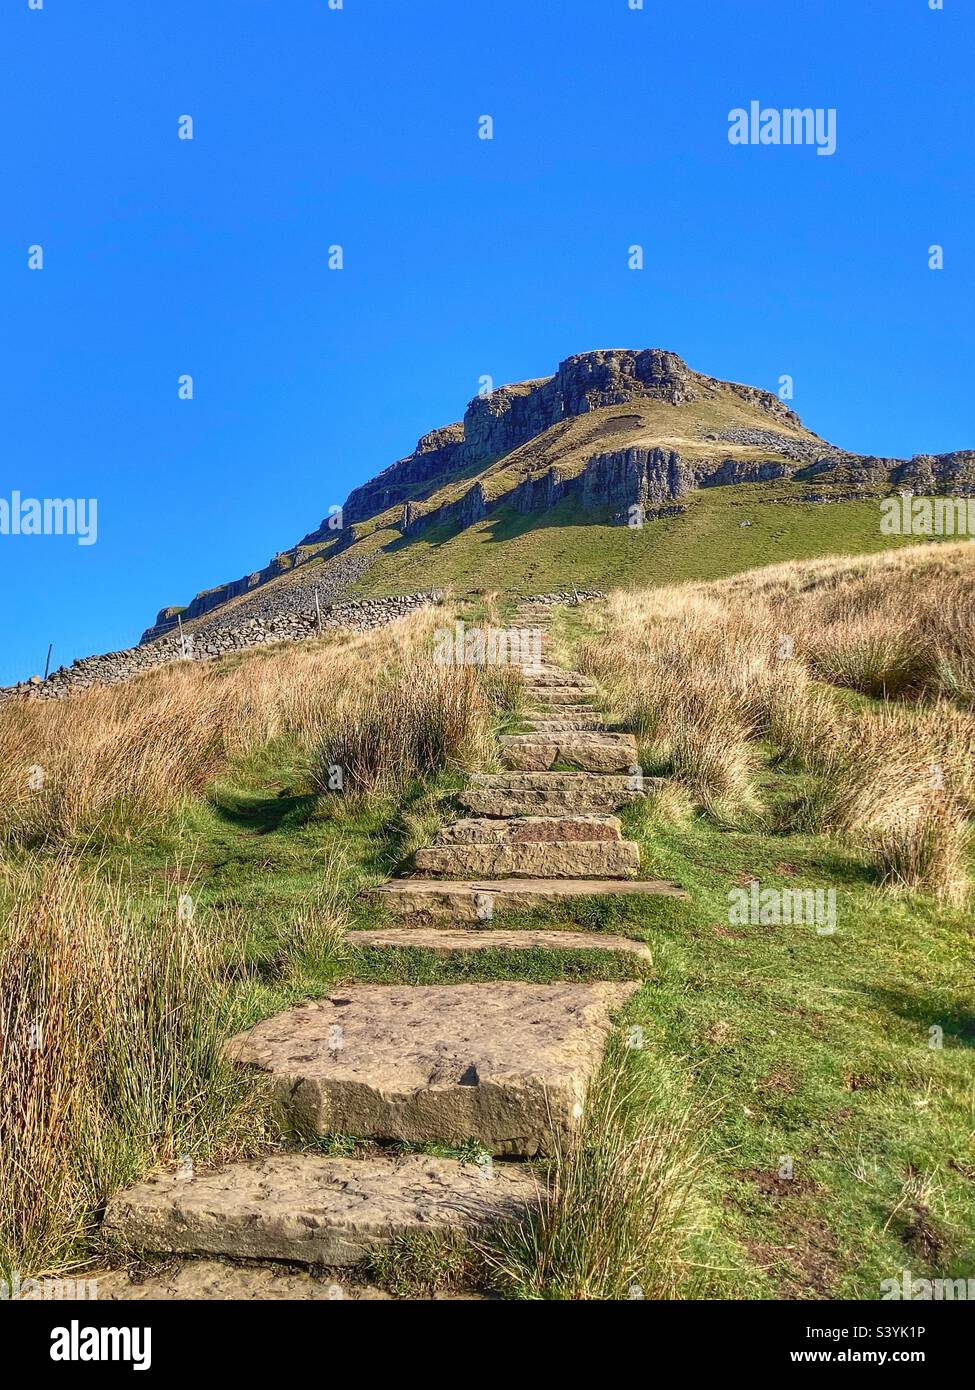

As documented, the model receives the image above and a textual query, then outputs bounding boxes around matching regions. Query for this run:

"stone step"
[462,793,629,818]
[413,838,640,879]
[501,734,637,774]
[91,1260,479,1301]
[371,876,689,921]
[351,927,653,964]
[103,1153,538,1267]
[522,671,593,688]
[501,731,635,749]
[529,687,598,706]
[460,771,649,816]
[529,704,602,717]
[435,814,622,844]
[524,718,606,732]
[227,983,640,1156]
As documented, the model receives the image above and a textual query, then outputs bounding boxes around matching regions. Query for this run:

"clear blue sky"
[2,0,972,684]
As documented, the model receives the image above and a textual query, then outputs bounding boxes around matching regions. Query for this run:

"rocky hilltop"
[139,346,975,641]
[338,348,803,525]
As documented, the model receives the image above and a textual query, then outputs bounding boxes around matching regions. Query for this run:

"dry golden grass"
[0,857,271,1278]
[580,543,975,902]
[313,659,496,796]
[0,603,519,851]
[0,603,525,1276]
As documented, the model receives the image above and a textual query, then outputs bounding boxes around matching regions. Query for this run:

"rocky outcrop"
[340,349,803,531]
[401,483,487,538]
[395,442,794,535]
[697,457,791,488]
[342,424,466,526]
[797,450,975,493]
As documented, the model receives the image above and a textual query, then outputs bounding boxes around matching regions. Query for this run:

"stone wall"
[1,591,442,704]
[141,543,374,642]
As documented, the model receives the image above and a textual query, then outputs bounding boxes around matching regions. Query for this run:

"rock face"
[401,482,487,537]
[102,1153,538,1266]
[227,982,639,1156]
[343,348,802,526]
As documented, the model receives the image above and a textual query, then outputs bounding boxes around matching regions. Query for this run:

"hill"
[144,347,974,641]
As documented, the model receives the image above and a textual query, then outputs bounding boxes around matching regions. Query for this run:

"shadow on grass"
[211,787,321,836]
[858,986,975,1048]
[381,497,621,557]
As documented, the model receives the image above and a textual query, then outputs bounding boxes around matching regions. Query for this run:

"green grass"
[487,797,975,1297]
[341,488,950,601]
[636,814,974,1297]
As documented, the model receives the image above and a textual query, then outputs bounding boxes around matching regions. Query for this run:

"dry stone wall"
[1,591,441,703]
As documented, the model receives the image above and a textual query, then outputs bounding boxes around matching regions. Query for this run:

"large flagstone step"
[350,927,653,965]
[225,983,639,1155]
[103,1152,538,1267]
[523,717,607,732]
[413,839,639,879]
[370,876,688,921]
[459,771,651,816]
[435,814,622,843]
[529,686,599,706]
[501,732,637,773]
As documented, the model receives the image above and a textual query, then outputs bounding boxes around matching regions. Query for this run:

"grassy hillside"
[347,489,947,599]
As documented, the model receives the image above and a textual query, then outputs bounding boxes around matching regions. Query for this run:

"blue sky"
[2,0,972,685]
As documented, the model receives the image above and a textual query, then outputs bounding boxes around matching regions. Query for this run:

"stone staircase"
[100,599,688,1297]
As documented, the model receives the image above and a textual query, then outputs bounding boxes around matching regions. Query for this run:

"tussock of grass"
[312,660,493,798]
[871,796,970,907]
[487,1055,705,1300]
